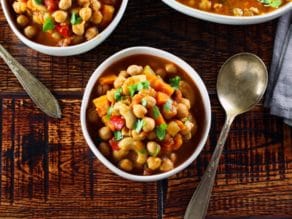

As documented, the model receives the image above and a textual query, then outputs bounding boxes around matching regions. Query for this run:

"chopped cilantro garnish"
[259,0,282,7]
[34,0,42,5]
[155,124,168,141]
[71,12,82,25]
[114,131,123,141]
[42,17,55,32]
[106,106,113,120]
[135,119,144,133]
[127,80,150,97]
[139,148,147,154]
[114,88,122,101]
[153,106,160,119]
[163,99,173,112]
[169,76,181,89]
[141,98,147,107]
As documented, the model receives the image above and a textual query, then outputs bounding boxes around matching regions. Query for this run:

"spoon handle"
[0,44,61,118]
[184,114,235,219]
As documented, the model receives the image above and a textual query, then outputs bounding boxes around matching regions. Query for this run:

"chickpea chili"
[12,0,122,46]
[86,55,206,175]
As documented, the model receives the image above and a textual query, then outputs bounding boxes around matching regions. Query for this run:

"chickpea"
[183,132,192,141]
[91,10,103,24]
[142,117,155,132]
[114,75,126,89]
[59,0,72,10]
[121,127,131,137]
[97,84,110,95]
[170,153,177,163]
[98,126,112,141]
[98,142,111,157]
[72,21,85,36]
[147,131,156,140]
[87,107,98,123]
[133,104,147,118]
[16,15,29,27]
[119,159,133,172]
[162,105,177,120]
[51,31,61,40]
[165,63,177,74]
[119,70,128,78]
[233,8,243,16]
[160,158,174,172]
[79,7,92,21]
[106,90,115,102]
[127,65,143,76]
[167,121,180,137]
[199,0,212,10]
[156,68,166,78]
[77,0,90,6]
[12,1,26,14]
[52,10,68,23]
[85,27,98,41]
[180,98,191,110]
[177,103,189,119]
[90,0,101,11]
[173,134,183,151]
[142,96,156,108]
[24,25,37,39]
[146,142,161,156]
[147,157,162,171]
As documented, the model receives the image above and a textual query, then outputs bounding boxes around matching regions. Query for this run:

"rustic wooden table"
[0,0,292,218]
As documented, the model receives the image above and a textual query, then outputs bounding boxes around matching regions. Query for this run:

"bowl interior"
[80,47,212,182]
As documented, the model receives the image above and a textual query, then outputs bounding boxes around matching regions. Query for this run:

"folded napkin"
[264,11,292,126]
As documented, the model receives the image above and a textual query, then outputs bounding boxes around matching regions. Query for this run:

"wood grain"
[0,0,291,218]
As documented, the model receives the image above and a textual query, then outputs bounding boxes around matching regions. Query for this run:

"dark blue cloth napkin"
[265,11,292,126]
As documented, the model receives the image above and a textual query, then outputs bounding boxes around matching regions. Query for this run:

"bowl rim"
[0,0,128,55]
[80,46,212,182]
[162,0,292,25]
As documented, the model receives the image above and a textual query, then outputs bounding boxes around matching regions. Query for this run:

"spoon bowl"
[217,53,268,116]
[184,52,268,219]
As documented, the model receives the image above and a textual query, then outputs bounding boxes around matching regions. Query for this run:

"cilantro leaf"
[114,88,122,101]
[43,17,55,32]
[135,119,144,133]
[169,76,181,89]
[106,106,113,120]
[114,131,123,141]
[71,12,82,25]
[34,0,42,5]
[153,106,160,119]
[128,80,150,97]
[155,124,168,141]
[163,99,173,112]
[128,84,138,97]
[259,0,282,8]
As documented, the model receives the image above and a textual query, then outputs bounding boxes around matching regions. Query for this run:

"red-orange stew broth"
[11,0,121,46]
[177,0,291,16]
[86,55,206,175]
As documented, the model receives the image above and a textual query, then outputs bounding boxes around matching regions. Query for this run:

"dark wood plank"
[0,98,158,218]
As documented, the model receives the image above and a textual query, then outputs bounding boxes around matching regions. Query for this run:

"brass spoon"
[0,44,61,118]
[184,53,268,219]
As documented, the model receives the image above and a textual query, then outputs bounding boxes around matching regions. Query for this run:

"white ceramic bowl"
[80,46,211,182]
[0,0,128,56]
[162,0,292,25]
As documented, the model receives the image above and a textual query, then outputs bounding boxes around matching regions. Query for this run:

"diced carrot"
[93,95,109,117]
[156,114,166,125]
[99,74,117,85]
[143,65,157,82]
[132,93,145,105]
[151,106,166,125]
[153,79,174,96]
[176,120,186,130]
[156,92,170,105]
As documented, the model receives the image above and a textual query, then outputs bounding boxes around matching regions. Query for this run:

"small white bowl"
[162,0,292,25]
[0,0,128,56]
[80,46,211,182]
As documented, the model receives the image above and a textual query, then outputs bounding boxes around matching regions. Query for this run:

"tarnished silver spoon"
[0,44,61,118]
[184,53,268,219]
